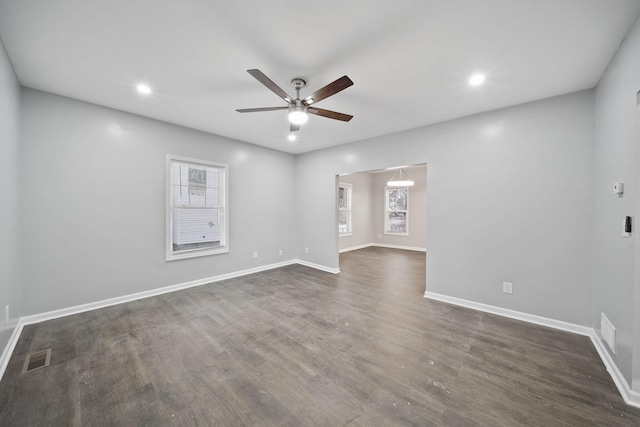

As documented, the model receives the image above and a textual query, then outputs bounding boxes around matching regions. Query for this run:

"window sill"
[166,246,229,261]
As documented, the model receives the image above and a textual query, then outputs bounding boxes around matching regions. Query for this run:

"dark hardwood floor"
[1,247,640,426]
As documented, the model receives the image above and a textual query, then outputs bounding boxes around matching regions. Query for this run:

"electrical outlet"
[378,234,381,239]
[252,251,258,259]
[279,249,283,256]
[503,282,513,294]
[304,247,309,254]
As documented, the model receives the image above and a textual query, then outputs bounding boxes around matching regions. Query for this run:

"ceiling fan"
[236,69,354,132]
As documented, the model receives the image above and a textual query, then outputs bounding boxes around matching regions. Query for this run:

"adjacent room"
[2,1,640,425]
[338,165,427,257]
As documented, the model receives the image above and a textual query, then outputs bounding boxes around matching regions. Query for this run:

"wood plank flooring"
[1,247,640,426]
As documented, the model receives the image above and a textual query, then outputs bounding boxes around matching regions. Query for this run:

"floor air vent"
[22,349,51,373]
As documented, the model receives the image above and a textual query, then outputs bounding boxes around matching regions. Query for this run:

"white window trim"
[166,155,229,261]
[384,186,409,236]
[338,182,353,236]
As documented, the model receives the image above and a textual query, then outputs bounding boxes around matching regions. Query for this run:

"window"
[338,183,352,236]
[385,187,408,235]
[166,155,229,260]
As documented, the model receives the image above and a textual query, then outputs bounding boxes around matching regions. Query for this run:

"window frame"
[166,155,229,261]
[384,186,409,236]
[338,182,353,236]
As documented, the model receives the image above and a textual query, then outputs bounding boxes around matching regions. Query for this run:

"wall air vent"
[600,313,616,354]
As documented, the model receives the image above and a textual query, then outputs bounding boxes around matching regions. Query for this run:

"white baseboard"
[589,330,640,408]
[372,243,426,252]
[339,243,372,253]
[21,259,298,327]
[424,291,590,336]
[18,258,339,328]
[424,291,640,408]
[0,320,24,383]
[295,259,340,274]
[338,243,426,254]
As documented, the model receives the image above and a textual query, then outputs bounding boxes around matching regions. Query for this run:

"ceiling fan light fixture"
[387,168,415,187]
[288,106,308,125]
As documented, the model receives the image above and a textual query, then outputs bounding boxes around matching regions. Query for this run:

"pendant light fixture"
[387,167,414,187]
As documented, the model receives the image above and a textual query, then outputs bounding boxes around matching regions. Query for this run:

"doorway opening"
[336,164,427,295]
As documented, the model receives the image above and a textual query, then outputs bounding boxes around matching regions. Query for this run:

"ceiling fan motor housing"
[291,78,306,91]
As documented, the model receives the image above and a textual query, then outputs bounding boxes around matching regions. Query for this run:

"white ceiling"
[1,1,638,154]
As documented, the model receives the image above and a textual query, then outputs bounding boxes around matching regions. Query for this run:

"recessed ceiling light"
[287,134,297,142]
[136,83,152,95]
[468,73,486,87]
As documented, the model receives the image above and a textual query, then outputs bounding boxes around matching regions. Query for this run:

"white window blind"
[167,156,228,260]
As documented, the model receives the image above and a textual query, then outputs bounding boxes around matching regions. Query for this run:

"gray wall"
[21,89,296,315]
[593,13,640,388]
[296,90,595,326]
[338,173,373,251]
[371,166,427,250]
[0,39,21,348]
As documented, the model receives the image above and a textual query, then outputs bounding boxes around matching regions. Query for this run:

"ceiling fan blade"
[308,107,353,122]
[236,106,289,113]
[247,69,293,103]
[290,123,300,132]
[303,76,353,106]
